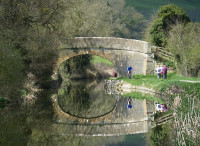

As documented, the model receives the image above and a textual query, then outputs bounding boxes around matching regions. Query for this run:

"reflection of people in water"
[155,103,167,112]
[127,97,133,110]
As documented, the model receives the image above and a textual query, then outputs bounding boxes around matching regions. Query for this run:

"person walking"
[156,66,162,79]
[162,65,168,79]
[127,65,133,79]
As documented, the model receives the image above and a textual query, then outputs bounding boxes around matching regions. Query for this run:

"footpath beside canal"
[104,80,161,96]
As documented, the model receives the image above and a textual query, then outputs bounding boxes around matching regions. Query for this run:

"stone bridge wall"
[63,37,151,53]
[53,37,154,77]
[52,94,155,135]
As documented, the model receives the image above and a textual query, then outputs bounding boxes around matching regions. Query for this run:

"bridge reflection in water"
[52,80,156,136]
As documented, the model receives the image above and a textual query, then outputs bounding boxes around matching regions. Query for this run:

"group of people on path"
[113,64,167,80]
[124,65,169,111]
[156,65,168,79]
[155,103,168,112]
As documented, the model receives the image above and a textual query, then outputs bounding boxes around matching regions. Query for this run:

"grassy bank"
[119,73,200,107]
[119,72,200,144]
[116,72,200,104]
[119,72,200,92]
[125,0,200,21]
[123,91,163,103]
[91,55,114,67]
[118,72,200,115]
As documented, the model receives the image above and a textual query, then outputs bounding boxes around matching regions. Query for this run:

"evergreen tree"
[149,4,190,47]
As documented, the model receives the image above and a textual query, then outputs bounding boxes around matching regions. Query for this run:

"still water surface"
[0,79,155,145]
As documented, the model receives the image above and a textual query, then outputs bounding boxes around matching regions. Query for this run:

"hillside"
[125,0,200,21]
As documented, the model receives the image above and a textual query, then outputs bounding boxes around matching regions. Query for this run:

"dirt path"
[179,80,200,83]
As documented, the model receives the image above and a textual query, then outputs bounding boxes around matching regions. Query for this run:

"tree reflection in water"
[57,79,116,119]
[58,86,91,116]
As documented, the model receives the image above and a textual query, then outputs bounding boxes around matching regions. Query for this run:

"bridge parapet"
[53,37,155,78]
[62,37,151,54]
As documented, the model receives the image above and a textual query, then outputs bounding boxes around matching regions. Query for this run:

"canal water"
[0,79,157,146]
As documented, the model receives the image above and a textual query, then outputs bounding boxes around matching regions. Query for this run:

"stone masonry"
[53,37,155,78]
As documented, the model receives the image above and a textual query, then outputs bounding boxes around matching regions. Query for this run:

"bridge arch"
[53,37,154,78]
[52,94,155,135]
[57,50,115,70]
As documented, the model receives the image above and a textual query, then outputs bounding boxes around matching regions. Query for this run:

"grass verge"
[91,55,114,67]
[119,72,200,92]
[123,91,163,103]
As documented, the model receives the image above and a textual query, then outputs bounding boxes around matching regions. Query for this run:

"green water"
[0,79,161,146]
[58,80,116,119]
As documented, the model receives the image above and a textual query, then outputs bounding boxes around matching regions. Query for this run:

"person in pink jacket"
[162,65,168,79]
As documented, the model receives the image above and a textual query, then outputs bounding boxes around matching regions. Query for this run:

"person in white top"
[156,66,162,79]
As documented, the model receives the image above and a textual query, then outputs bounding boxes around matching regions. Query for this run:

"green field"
[119,72,200,92]
[91,55,114,67]
[125,0,200,21]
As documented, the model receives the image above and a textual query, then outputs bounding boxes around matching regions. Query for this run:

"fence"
[151,46,174,61]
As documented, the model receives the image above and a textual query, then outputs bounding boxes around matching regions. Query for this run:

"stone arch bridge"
[52,94,156,136]
[53,37,154,77]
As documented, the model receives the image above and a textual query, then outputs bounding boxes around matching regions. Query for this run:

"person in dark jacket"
[162,65,168,79]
